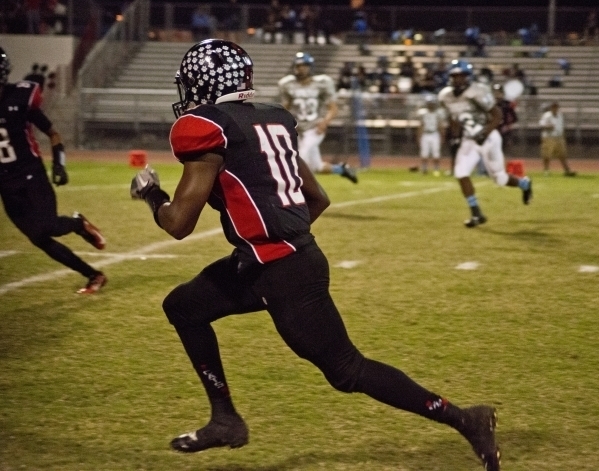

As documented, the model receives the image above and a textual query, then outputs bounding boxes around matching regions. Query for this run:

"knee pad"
[321,349,365,393]
[28,232,52,250]
[493,170,510,186]
[162,285,191,326]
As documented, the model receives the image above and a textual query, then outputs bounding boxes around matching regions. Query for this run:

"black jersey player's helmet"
[172,39,255,118]
[0,47,11,87]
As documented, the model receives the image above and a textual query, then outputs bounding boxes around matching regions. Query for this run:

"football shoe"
[77,272,107,294]
[457,405,501,471]
[74,212,106,250]
[340,163,358,184]
[464,215,487,228]
[171,416,249,453]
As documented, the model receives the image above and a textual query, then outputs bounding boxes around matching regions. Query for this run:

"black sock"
[355,359,462,426]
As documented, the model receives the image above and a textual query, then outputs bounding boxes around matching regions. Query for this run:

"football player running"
[0,47,106,293]
[278,52,358,183]
[130,39,500,471]
[438,59,532,227]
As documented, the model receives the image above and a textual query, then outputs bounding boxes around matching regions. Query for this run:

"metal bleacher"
[77,40,599,152]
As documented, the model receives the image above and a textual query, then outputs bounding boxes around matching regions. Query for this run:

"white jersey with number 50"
[278,74,336,134]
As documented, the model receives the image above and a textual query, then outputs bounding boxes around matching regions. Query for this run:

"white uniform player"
[438,59,532,227]
[416,96,445,175]
[279,52,357,183]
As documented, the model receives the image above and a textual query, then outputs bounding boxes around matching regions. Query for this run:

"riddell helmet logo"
[238,90,255,100]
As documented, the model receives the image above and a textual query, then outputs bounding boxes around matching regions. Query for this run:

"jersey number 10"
[254,124,305,207]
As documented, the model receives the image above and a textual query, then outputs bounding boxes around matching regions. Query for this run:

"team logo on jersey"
[8,105,18,112]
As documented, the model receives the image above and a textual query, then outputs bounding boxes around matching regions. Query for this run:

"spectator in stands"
[190,6,216,42]
[465,26,486,57]
[413,67,437,94]
[219,0,242,43]
[262,10,280,43]
[337,62,368,91]
[582,10,598,44]
[299,4,317,44]
[279,3,297,44]
[539,102,576,177]
[25,0,42,34]
[431,56,448,93]
[399,55,416,79]
[371,56,396,93]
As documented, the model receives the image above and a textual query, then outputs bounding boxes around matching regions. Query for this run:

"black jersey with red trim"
[169,101,314,269]
[0,81,51,182]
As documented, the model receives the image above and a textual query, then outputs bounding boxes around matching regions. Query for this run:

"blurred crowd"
[1,0,68,35]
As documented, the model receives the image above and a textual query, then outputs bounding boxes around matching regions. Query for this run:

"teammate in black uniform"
[130,39,500,471]
[0,47,107,294]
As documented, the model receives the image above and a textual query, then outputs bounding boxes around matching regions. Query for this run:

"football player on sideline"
[0,47,106,293]
[416,95,445,175]
[278,52,358,183]
[438,59,532,228]
[130,39,500,471]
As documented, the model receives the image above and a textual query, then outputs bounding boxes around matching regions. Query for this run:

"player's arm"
[28,107,69,186]
[317,99,338,134]
[156,154,223,240]
[297,157,330,223]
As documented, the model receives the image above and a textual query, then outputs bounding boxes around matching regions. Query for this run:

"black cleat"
[564,171,577,177]
[522,177,533,205]
[170,417,249,453]
[458,406,501,471]
[73,212,106,250]
[464,215,487,228]
[340,163,358,183]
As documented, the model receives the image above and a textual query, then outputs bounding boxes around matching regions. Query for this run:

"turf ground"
[1,153,598,471]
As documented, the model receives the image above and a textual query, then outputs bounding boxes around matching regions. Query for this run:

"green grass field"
[1,161,598,470]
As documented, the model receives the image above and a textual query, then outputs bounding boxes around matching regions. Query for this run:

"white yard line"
[0,184,458,296]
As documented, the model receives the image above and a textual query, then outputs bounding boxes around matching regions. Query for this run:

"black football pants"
[163,241,446,420]
[0,169,97,278]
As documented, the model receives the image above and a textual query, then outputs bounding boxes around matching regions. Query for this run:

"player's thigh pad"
[481,130,509,186]
[299,128,325,172]
[453,139,481,178]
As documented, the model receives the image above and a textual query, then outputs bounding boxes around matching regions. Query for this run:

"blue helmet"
[448,59,473,76]
[293,52,314,67]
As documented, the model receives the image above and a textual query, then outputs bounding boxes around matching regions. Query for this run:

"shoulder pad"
[278,74,296,87]
[313,74,334,86]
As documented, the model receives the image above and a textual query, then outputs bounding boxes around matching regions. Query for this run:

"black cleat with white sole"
[458,405,501,471]
[464,215,487,228]
[170,417,249,453]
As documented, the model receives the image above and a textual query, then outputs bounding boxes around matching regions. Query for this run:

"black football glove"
[52,163,68,186]
[51,143,68,186]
